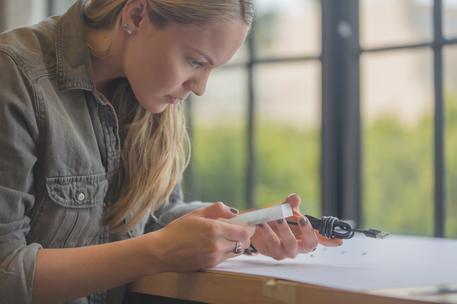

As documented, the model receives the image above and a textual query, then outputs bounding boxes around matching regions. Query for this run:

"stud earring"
[122,23,133,35]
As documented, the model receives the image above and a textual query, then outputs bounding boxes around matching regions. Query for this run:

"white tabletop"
[212,235,457,291]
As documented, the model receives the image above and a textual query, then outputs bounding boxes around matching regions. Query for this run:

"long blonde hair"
[82,0,254,232]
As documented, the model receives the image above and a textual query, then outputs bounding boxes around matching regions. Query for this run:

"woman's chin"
[141,102,169,114]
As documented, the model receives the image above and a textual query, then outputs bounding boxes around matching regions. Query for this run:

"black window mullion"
[47,0,55,16]
[245,33,257,209]
[321,0,361,223]
[0,1,6,32]
[433,0,445,237]
[322,0,339,218]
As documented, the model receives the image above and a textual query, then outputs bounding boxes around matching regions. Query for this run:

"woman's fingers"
[215,220,255,240]
[221,238,252,260]
[315,232,343,247]
[252,223,286,260]
[165,208,256,269]
[249,193,318,259]
[282,193,344,249]
[284,193,301,209]
[295,216,319,252]
[194,193,345,266]
[274,219,298,258]
[254,219,303,260]
[192,202,238,219]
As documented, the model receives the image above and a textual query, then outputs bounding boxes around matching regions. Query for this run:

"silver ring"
[233,241,242,254]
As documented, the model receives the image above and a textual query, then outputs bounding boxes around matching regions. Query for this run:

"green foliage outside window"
[446,95,457,237]
[188,95,457,237]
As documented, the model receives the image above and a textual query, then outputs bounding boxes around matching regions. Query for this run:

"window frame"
[190,0,455,237]
[321,0,457,237]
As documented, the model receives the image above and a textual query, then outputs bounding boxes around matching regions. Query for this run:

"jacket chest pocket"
[27,173,108,248]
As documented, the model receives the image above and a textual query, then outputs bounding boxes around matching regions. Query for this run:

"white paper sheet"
[211,235,457,291]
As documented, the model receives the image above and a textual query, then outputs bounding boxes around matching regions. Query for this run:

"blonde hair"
[82,0,254,232]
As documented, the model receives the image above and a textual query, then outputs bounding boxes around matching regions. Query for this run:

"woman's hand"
[250,194,343,260]
[151,202,255,273]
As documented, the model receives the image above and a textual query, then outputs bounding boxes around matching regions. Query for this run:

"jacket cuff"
[0,243,42,304]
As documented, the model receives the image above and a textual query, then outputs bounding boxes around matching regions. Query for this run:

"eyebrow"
[192,48,214,66]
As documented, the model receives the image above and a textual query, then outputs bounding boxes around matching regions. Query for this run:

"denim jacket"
[0,2,206,303]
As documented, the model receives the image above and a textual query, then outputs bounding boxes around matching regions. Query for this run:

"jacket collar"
[55,0,94,91]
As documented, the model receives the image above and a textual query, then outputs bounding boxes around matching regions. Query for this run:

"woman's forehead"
[164,20,249,65]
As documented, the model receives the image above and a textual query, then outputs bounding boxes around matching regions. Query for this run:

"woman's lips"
[166,95,183,105]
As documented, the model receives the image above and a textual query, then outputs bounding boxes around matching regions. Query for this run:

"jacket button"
[77,192,86,202]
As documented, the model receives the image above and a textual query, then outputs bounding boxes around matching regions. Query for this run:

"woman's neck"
[84,25,125,96]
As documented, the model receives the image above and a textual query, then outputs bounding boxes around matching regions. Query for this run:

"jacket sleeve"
[0,51,42,304]
[145,183,211,232]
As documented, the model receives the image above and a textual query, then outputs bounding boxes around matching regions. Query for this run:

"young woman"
[0,0,342,303]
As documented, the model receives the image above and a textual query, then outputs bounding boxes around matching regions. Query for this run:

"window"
[191,0,456,238]
[0,0,74,31]
[3,0,455,238]
[0,0,47,30]
[357,0,455,237]
[254,62,321,215]
[190,0,322,213]
[444,0,457,38]
[187,68,248,209]
[361,49,434,235]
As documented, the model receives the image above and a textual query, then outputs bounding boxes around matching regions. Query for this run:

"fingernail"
[257,223,265,228]
[276,219,284,224]
[287,193,297,198]
[230,207,239,214]
[299,217,308,226]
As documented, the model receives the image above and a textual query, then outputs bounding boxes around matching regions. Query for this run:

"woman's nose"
[186,72,210,96]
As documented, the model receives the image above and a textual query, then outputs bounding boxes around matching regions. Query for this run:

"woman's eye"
[188,58,204,68]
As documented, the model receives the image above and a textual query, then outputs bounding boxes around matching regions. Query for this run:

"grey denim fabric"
[0,2,208,303]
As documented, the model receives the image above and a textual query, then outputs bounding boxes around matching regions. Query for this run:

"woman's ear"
[121,0,148,33]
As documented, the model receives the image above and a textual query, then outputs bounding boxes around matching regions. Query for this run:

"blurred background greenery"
[185,0,457,238]
[189,94,456,237]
